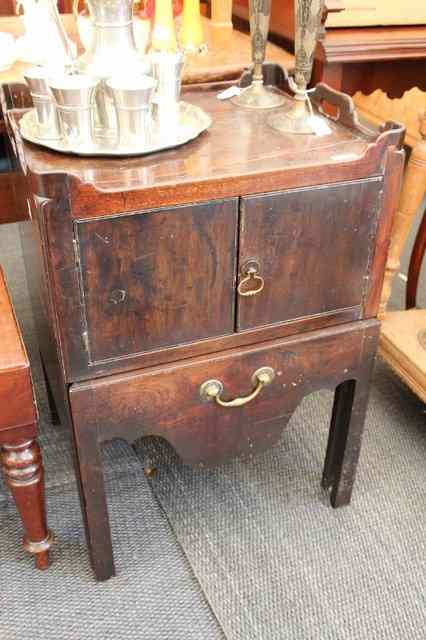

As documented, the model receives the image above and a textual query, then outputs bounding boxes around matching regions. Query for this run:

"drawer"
[237,178,383,330]
[69,320,377,466]
[75,199,238,364]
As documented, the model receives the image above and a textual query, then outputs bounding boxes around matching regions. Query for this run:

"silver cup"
[150,51,184,131]
[23,66,61,140]
[48,74,98,148]
[106,75,156,148]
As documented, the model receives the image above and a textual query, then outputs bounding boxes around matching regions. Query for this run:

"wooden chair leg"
[406,209,426,309]
[1,438,54,569]
[322,326,379,508]
[71,426,115,581]
[379,111,426,317]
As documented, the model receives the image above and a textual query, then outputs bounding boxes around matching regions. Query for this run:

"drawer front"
[70,320,378,466]
[75,199,238,364]
[237,178,383,330]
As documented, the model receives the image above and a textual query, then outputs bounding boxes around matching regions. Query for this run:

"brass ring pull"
[238,261,264,298]
[200,367,275,408]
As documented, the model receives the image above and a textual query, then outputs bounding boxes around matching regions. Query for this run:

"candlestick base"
[231,81,286,110]
[268,95,317,134]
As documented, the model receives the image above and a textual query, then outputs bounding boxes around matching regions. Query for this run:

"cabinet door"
[75,199,238,364]
[237,178,383,331]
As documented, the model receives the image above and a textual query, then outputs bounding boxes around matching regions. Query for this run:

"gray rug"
[136,367,426,640]
[0,223,225,640]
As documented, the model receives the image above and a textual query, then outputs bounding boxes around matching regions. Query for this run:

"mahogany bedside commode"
[7,81,404,581]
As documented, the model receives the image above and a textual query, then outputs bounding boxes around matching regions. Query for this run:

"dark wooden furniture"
[0,267,53,569]
[6,80,404,581]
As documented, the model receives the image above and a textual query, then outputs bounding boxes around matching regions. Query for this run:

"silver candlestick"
[232,0,285,109]
[269,0,324,133]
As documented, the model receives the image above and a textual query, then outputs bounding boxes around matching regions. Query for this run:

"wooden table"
[0,266,54,569]
[7,80,404,580]
[0,15,294,87]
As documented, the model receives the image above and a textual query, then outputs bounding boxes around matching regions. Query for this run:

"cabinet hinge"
[82,331,89,353]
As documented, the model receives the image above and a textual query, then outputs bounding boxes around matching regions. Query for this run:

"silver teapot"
[73,0,151,79]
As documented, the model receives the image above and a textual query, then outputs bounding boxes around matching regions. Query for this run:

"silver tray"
[19,101,212,157]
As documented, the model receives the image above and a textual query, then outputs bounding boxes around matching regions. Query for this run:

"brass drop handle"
[200,367,275,408]
[238,260,264,298]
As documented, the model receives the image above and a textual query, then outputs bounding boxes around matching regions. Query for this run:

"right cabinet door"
[237,177,383,331]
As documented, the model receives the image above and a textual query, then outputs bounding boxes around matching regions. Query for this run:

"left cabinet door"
[75,199,238,364]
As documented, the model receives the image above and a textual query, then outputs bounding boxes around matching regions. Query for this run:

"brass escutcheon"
[238,259,264,297]
[199,366,275,408]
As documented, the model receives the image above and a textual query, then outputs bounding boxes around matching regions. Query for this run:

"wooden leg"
[71,426,115,581]
[406,208,426,310]
[40,354,60,425]
[322,377,372,508]
[379,112,426,317]
[322,380,355,491]
[322,328,379,508]
[0,438,54,569]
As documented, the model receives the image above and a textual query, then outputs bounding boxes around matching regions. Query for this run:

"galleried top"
[9,83,403,215]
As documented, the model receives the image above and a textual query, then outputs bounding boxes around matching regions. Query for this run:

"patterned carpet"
[0,220,425,640]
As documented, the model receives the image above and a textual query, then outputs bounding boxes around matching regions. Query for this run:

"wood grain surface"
[237,178,383,330]
[76,199,238,362]
[9,84,390,215]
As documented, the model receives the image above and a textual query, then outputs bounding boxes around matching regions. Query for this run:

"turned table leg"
[379,110,426,317]
[1,438,54,569]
